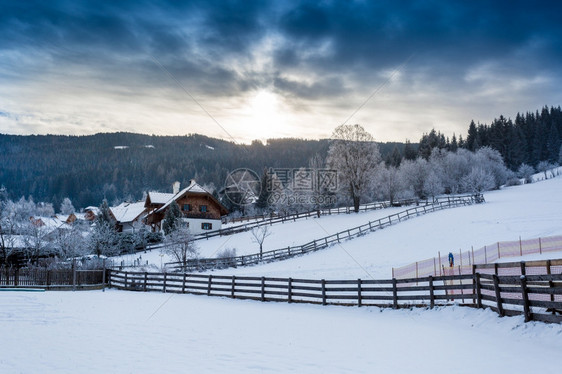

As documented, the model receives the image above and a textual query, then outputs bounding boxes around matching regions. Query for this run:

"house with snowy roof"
[145,180,228,235]
[109,201,147,233]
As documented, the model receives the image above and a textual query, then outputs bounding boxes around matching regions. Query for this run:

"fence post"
[288,278,292,303]
[484,245,487,264]
[107,269,112,288]
[207,275,213,296]
[497,242,500,259]
[163,273,167,293]
[520,261,526,276]
[429,276,435,309]
[357,279,362,307]
[124,272,128,289]
[519,236,523,257]
[474,272,482,308]
[144,272,148,292]
[459,266,464,303]
[520,275,531,322]
[438,251,442,276]
[72,259,77,291]
[546,260,555,308]
[392,278,398,309]
[433,258,437,276]
[231,276,236,299]
[539,237,542,254]
[492,274,504,317]
[261,277,265,302]
[46,270,51,287]
[471,246,475,265]
[182,273,186,293]
[15,267,19,287]
[102,259,106,292]
[321,279,327,305]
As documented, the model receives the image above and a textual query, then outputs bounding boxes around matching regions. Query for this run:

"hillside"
[119,171,562,279]
[0,132,409,209]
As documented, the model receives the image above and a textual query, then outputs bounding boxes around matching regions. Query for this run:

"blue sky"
[1,0,561,142]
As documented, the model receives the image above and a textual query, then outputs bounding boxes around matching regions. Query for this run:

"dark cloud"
[1,0,561,138]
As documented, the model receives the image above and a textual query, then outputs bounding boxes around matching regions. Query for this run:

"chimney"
[172,181,180,194]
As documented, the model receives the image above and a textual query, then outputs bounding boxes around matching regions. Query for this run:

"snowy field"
[2,290,562,374]
[3,173,562,373]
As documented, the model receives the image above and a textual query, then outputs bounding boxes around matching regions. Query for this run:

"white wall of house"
[181,218,222,235]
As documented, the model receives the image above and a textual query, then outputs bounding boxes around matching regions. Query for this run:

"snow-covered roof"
[110,202,146,223]
[84,206,100,214]
[155,180,212,213]
[147,192,175,205]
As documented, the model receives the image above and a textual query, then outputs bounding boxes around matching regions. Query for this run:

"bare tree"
[327,124,381,212]
[251,225,272,259]
[164,229,198,271]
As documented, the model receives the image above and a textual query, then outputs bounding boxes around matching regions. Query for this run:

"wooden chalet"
[145,180,228,234]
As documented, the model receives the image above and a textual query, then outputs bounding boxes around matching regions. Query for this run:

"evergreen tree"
[466,121,478,151]
[403,140,417,160]
[162,200,182,235]
[255,168,271,211]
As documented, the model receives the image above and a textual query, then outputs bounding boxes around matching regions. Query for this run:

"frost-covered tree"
[22,220,51,264]
[0,199,19,265]
[423,170,445,202]
[164,229,198,271]
[53,223,88,260]
[327,124,381,212]
[89,199,119,257]
[536,160,556,180]
[473,147,509,189]
[60,198,75,215]
[399,158,429,199]
[374,165,403,205]
[162,200,182,235]
[517,163,535,184]
[89,221,119,257]
[461,167,495,193]
[36,202,55,217]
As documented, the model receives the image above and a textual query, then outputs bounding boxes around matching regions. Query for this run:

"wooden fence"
[107,269,562,323]
[166,195,483,271]
[202,195,477,241]
[0,267,106,290]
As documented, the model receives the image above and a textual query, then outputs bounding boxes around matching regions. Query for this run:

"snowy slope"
[202,175,562,279]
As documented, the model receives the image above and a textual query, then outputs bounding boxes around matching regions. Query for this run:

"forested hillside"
[0,132,406,209]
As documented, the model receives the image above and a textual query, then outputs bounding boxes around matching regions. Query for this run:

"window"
[183,204,191,211]
[200,205,208,213]
[186,222,190,228]
[201,222,212,230]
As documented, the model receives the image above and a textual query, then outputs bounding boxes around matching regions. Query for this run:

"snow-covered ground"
[1,290,561,374]
[116,174,562,279]
[3,173,562,373]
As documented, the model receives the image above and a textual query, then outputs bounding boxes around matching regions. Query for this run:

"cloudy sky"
[1,1,561,143]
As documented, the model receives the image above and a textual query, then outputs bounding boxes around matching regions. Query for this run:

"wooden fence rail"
[166,195,483,271]
[107,269,562,323]
[202,195,478,241]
